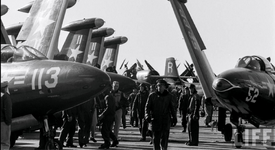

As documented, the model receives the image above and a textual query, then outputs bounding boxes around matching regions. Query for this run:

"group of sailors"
[53,79,214,150]
[1,78,214,150]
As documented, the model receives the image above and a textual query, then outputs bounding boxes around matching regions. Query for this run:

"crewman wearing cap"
[145,79,177,150]
[178,86,191,132]
[109,81,127,147]
[186,84,201,146]
[1,81,12,150]
[132,83,149,141]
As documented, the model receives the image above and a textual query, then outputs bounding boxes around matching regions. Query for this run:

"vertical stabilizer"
[59,18,104,63]
[169,0,216,99]
[16,0,75,59]
[164,57,179,77]
[101,36,128,71]
[88,27,114,66]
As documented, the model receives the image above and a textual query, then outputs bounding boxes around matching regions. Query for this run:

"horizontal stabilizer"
[92,27,114,38]
[104,36,128,47]
[18,0,77,13]
[62,18,104,31]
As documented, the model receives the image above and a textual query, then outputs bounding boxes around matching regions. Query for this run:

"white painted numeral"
[32,67,60,90]
[245,87,259,103]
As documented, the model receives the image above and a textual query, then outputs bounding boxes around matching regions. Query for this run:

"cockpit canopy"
[1,45,48,63]
[235,55,275,72]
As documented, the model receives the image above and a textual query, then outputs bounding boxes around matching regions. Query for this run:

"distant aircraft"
[135,59,160,84]
[169,0,275,148]
[135,57,200,89]
[1,0,111,149]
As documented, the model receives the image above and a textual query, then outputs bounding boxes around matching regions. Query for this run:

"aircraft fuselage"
[213,68,275,126]
[1,60,110,119]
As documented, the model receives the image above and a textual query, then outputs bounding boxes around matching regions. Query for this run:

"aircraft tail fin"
[169,0,216,99]
[16,0,76,59]
[164,57,179,77]
[101,36,127,71]
[59,18,104,63]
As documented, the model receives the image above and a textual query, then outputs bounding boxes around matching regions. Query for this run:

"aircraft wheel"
[234,132,243,148]
[45,139,62,150]
[224,123,232,142]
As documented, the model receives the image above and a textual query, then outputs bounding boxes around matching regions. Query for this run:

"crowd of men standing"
[42,79,214,150]
[1,79,214,150]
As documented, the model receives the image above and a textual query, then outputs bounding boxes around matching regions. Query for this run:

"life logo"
[32,67,61,90]
[233,128,275,147]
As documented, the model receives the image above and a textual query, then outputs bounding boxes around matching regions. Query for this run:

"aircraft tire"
[45,139,62,150]
[224,123,233,142]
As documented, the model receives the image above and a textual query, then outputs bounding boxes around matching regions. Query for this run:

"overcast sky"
[2,0,274,75]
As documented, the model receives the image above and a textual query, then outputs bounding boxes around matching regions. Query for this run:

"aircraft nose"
[78,64,111,90]
[212,78,235,92]
[68,63,111,95]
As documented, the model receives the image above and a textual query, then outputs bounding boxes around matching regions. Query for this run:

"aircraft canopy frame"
[236,55,274,73]
[1,45,47,63]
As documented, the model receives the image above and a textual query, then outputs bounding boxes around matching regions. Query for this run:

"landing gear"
[223,123,233,142]
[234,125,245,148]
[42,116,62,150]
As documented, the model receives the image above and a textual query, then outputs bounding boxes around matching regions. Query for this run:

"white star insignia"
[101,56,113,71]
[69,45,83,61]
[87,50,98,64]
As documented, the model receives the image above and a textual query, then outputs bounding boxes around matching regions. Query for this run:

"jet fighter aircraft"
[169,0,275,148]
[1,44,110,148]
[1,0,111,149]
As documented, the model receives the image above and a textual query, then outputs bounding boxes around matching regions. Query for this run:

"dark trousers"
[187,117,199,144]
[122,108,127,128]
[38,128,47,148]
[78,116,92,145]
[139,118,148,139]
[152,129,170,150]
[130,110,138,127]
[101,116,117,146]
[181,111,187,129]
[59,119,76,146]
